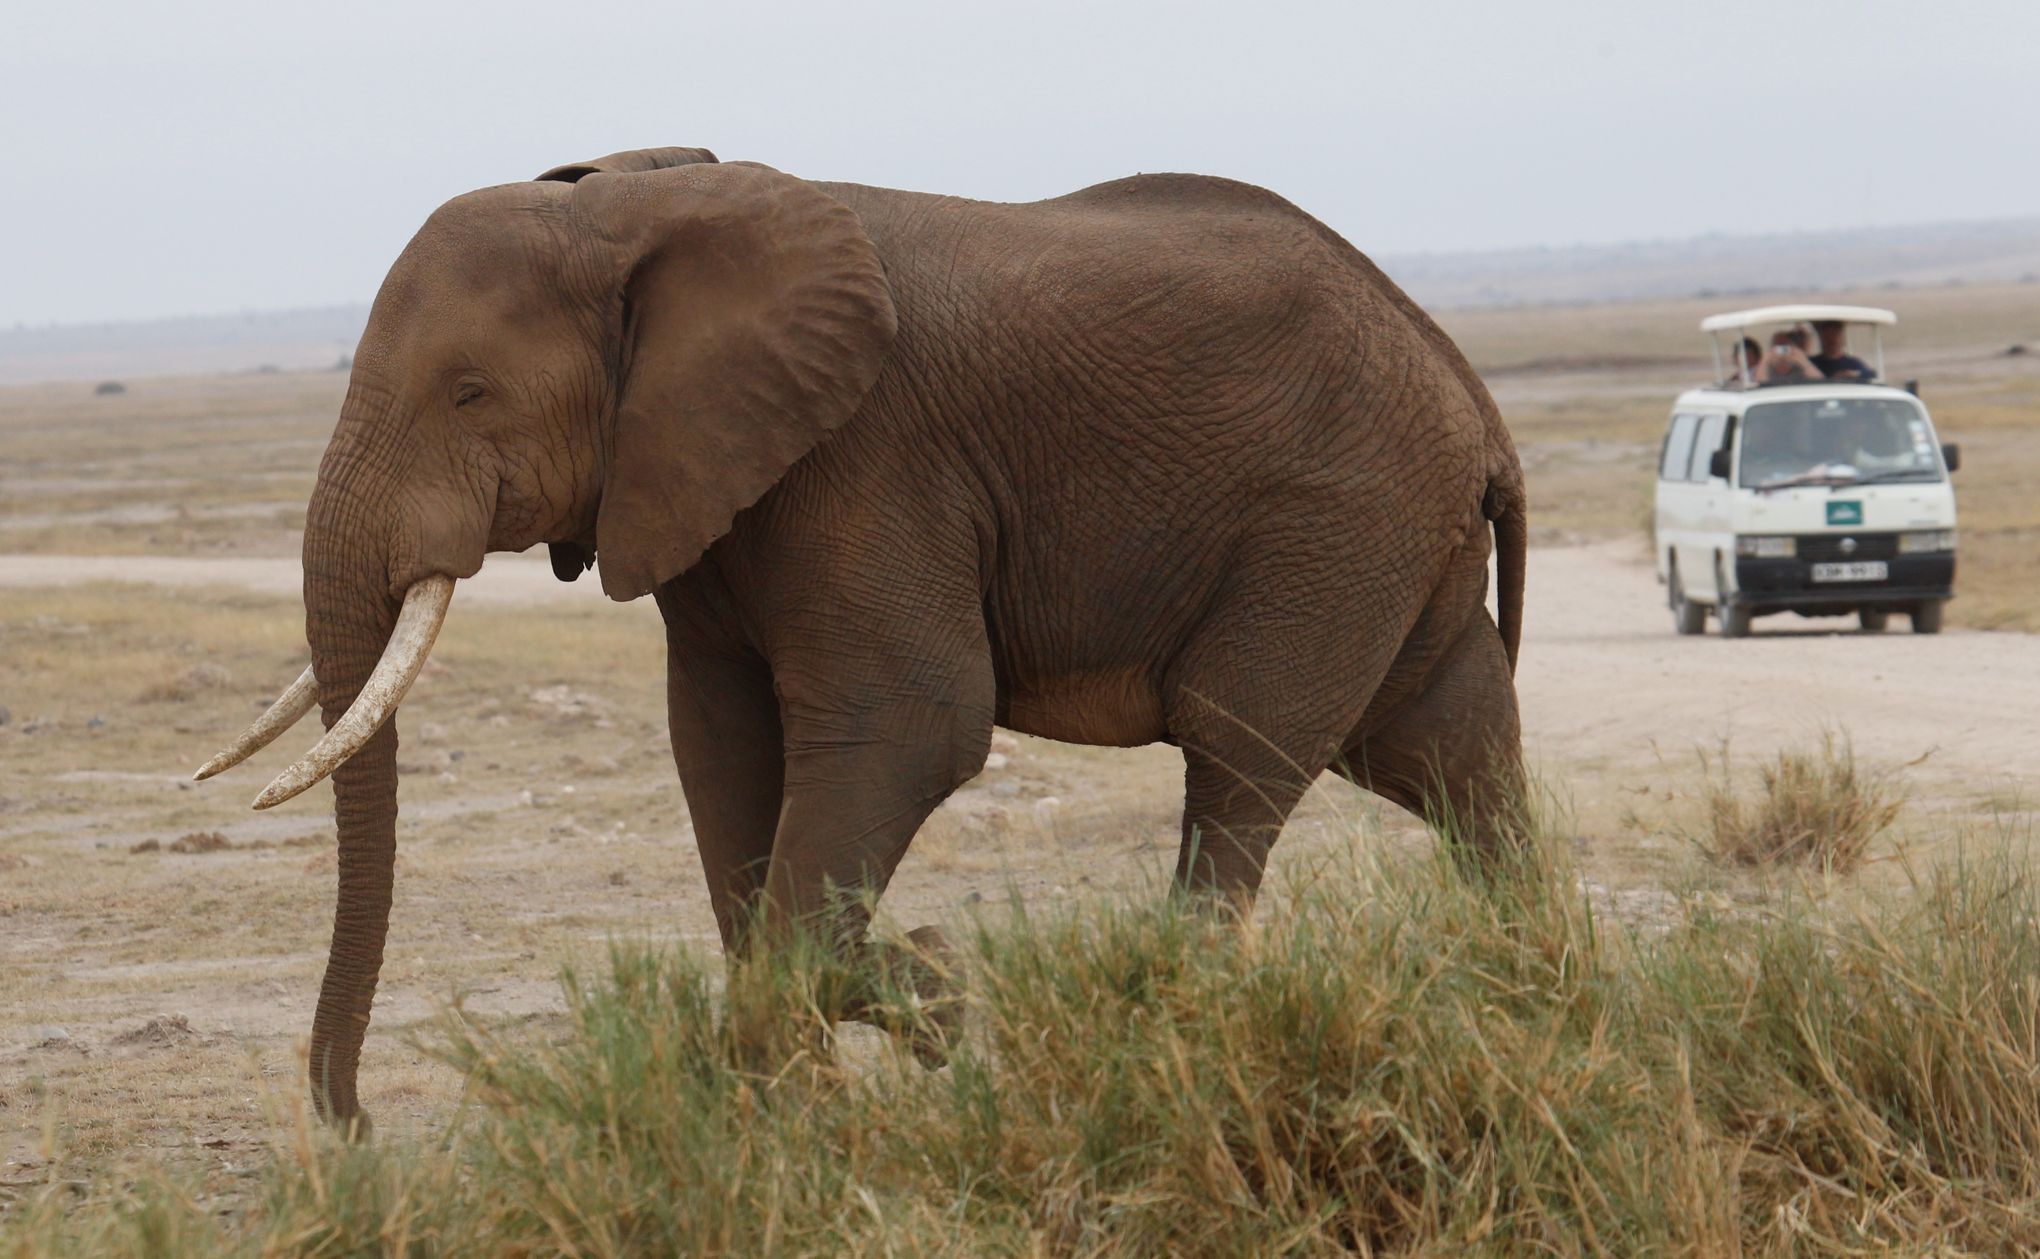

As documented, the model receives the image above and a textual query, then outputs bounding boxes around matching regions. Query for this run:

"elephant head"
[192,151,897,1126]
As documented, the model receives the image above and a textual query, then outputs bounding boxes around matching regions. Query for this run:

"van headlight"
[1899,529,1956,554]
[1735,535,1796,558]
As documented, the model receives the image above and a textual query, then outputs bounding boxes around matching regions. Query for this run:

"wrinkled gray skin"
[278,146,1526,1129]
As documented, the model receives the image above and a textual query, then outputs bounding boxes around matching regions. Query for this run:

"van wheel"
[1911,601,1945,634]
[1859,609,1890,632]
[1715,557,1751,638]
[1670,565,1707,636]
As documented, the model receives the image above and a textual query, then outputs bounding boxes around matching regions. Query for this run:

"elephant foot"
[901,925,965,1069]
[313,1101,374,1142]
[852,925,964,1069]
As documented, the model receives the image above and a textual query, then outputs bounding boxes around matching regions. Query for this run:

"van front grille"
[1798,533,1899,563]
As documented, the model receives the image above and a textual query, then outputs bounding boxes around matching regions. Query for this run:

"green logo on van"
[1826,501,1864,526]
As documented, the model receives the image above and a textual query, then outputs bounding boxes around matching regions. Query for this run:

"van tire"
[1715,557,1751,638]
[1670,564,1707,636]
[1911,601,1945,634]
[1859,609,1889,632]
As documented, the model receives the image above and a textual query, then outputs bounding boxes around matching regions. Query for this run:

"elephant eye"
[454,382,486,409]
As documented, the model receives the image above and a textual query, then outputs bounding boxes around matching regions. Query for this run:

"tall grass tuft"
[9,827,2040,1255]
[1699,732,1906,872]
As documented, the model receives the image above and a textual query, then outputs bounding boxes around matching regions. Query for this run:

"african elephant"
[195,145,1528,1130]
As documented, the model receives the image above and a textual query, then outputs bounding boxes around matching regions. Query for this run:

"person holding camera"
[1754,324,1825,385]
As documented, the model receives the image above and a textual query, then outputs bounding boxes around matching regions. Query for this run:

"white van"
[1654,305,1959,637]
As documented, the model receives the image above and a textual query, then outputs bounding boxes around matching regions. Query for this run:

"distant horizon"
[6,210,2037,334]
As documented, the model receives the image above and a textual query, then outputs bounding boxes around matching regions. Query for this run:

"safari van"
[1654,305,1959,637]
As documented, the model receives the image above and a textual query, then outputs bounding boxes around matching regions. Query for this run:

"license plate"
[1811,561,1888,583]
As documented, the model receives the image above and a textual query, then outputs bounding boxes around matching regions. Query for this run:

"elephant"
[194,145,1528,1131]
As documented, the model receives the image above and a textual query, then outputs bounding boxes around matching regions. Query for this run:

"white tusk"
[192,664,319,780]
[252,575,455,810]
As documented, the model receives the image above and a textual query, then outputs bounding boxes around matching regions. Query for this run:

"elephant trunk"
[297,412,474,1129]
[189,378,481,1127]
[301,443,403,1130]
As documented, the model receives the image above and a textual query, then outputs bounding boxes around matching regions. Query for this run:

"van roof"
[1675,381,1922,414]
[1699,304,1897,333]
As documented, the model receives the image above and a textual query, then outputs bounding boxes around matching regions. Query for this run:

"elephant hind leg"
[1340,611,1526,868]
[1163,599,1393,906]
[1172,730,1328,905]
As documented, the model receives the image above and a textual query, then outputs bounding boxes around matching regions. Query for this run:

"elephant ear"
[535,146,718,184]
[570,162,897,601]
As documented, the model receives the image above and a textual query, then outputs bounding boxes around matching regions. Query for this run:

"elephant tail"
[1484,473,1526,676]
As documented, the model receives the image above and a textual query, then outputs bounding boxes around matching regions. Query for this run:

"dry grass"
[1697,733,1907,872]
[0,372,336,558]
[8,828,2040,1256]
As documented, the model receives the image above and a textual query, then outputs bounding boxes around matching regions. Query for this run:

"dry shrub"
[1700,732,1905,871]
[166,831,231,855]
[111,1016,198,1048]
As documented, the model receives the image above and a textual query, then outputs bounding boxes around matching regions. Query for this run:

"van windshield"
[1737,398,1942,490]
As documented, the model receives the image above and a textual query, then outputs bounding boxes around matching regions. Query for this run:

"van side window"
[1688,414,1727,483]
[1660,414,1698,481]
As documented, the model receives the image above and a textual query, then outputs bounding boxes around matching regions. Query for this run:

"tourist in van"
[1754,325,1824,384]
[1809,319,1874,380]
[1726,335,1766,383]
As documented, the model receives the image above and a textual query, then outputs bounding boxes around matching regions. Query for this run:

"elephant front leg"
[664,643,784,956]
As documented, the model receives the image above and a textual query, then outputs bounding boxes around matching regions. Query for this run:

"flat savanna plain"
[1,284,2037,1209]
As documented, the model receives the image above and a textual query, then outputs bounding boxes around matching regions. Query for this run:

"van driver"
[1741,412,1820,483]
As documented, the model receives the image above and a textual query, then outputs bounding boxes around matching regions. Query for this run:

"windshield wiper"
[1844,469,1939,486]
[1754,471,1851,493]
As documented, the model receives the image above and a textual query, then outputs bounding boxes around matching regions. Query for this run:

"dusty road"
[5,542,2031,792]
[1516,543,2040,795]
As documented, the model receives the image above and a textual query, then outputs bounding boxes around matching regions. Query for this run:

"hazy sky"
[6,0,2036,325]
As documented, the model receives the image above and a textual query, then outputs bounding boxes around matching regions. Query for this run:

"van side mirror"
[1942,442,1961,473]
[1708,448,1732,480]
[1905,379,1921,396]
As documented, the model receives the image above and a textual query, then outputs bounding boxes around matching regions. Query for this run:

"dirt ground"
[3,284,2036,1193]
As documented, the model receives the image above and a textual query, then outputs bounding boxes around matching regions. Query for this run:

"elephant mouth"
[191,574,455,809]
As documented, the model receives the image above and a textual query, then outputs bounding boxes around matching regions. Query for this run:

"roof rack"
[1699,304,1896,333]
[1702,304,1894,387]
